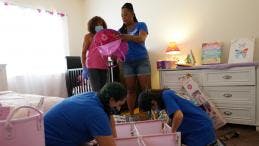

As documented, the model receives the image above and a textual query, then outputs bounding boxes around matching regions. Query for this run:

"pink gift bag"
[0,106,45,146]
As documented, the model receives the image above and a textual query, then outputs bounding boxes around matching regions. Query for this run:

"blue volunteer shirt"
[44,92,112,146]
[123,22,149,62]
[162,90,216,146]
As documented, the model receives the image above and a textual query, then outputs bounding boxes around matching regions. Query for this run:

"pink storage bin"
[135,120,170,136]
[0,106,10,120]
[116,123,133,138]
[115,137,143,146]
[0,106,45,146]
[142,133,181,146]
[116,120,172,138]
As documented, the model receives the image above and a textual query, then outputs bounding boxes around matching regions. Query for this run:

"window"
[0,2,69,97]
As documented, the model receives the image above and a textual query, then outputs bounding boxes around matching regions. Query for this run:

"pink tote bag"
[0,105,45,146]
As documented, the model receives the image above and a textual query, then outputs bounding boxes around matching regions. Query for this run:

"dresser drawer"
[204,86,256,104]
[202,67,256,86]
[160,70,202,88]
[217,105,255,125]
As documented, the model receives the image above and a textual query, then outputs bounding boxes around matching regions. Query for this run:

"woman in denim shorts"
[119,3,151,114]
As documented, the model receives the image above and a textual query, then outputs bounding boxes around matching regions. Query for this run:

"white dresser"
[0,64,8,91]
[159,65,259,131]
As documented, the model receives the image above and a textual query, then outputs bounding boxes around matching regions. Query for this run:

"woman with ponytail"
[138,89,221,146]
[119,3,151,115]
[44,82,127,146]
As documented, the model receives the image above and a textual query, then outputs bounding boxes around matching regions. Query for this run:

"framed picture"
[201,42,222,64]
[228,38,255,63]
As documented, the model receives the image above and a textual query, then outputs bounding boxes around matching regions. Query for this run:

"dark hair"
[119,3,138,34]
[98,82,127,115]
[138,89,166,112]
[87,16,107,34]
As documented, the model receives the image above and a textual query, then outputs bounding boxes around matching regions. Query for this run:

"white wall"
[84,0,259,89]
[8,0,86,56]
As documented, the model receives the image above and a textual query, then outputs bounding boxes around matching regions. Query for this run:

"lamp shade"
[165,42,180,54]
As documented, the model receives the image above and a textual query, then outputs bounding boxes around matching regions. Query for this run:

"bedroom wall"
[83,0,259,89]
[8,0,86,56]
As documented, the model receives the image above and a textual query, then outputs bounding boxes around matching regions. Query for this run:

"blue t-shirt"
[122,22,149,62]
[44,92,112,146]
[162,90,216,146]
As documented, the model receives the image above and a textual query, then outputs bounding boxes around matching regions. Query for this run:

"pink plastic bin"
[115,120,181,146]
[0,106,45,146]
[142,133,180,146]
[135,120,170,135]
[115,137,143,146]
[116,123,133,138]
[116,120,172,138]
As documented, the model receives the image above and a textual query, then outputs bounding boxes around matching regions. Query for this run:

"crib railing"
[65,68,92,96]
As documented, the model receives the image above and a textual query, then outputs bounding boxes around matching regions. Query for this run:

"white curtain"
[0,2,69,97]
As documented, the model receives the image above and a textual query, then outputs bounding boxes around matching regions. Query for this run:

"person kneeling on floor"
[44,82,127,146]
[138,89,220,146]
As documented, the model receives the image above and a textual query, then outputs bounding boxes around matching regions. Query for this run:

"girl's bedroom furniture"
[0,64,7,91]
[65,56,92,96]
[159,63,259,131]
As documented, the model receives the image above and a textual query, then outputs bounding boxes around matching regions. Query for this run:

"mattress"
[0,91,64,119]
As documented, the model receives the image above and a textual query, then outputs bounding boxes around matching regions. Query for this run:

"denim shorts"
[122,58,151,77]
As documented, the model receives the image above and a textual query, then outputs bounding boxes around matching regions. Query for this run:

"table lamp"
[165,42,180,55]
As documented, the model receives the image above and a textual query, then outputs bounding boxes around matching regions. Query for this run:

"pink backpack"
[93,29,128,62]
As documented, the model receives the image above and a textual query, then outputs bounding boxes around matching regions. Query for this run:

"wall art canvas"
[201,42,222,64]
[228,38,255,63]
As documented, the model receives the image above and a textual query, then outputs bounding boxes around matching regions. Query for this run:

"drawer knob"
[222,75,232,79]
[224,111,232,116]
[223,93,232,98]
